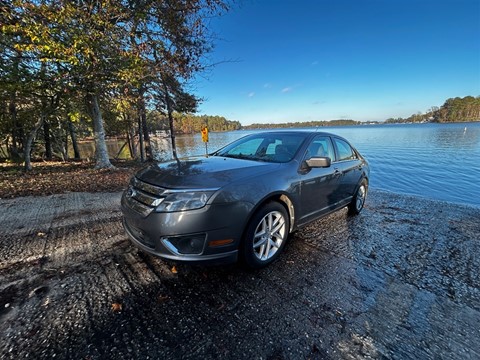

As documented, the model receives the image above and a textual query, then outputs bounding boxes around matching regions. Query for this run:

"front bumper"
[121,194,251,265]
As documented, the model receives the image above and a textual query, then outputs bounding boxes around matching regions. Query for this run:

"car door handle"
[333,168,342,176]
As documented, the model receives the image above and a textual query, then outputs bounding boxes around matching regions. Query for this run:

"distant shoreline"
[241,119,480,130]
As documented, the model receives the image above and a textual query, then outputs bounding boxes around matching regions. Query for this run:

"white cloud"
[248,92,255,98]
[281,87,292,93]
[263,83,272,88]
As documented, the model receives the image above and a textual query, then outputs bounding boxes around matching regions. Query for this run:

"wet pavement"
[0,190,479,359]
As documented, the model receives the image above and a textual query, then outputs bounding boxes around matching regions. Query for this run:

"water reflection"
[71,139,132,160]
[150,137,171,161]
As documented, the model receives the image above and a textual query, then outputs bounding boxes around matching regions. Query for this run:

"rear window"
[333,138,357,161]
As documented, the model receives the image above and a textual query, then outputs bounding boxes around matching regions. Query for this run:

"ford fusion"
[121,131,369,268]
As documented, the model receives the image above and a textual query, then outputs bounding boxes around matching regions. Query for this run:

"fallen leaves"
[0,160,142,199]
[111,302,123,312]
[157,295,169,303]
[170,266,178,274]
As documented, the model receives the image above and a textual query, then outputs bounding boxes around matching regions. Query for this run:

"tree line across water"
[245,96,480,130]
[147,112,241,134]
[243,119,360,129]
[248,96,480,129]
[385,96,480,124]
[1,88,477,166]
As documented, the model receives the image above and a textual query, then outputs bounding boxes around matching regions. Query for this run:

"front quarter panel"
[212,163,301,230]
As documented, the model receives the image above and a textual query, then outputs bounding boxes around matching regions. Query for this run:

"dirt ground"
[0,190,479,359]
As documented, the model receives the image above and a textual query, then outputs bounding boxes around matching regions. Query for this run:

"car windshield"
[214,133,308,163]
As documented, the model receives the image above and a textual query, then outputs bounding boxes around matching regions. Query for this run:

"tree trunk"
[127,128,137,159]
[162,78,179,161]
[53,122,68,161]
[126,131,133,159]
[9,95,20,159]
[0,134,9,158]
[167,106,178,161]
[63,127,69,161]
[138,91,152,161]
[138,115,145,162]
[85,93,114,169]
[9,52,21,159]
[24,114,45,171]
[43,120,52,160]
[68,120,81,160]
[114,141,129,160]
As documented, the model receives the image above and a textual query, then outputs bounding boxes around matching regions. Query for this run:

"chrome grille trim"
[126,177,166,212]
[132,188,161,207]
[133,177,167,196]
[124,195,154,217]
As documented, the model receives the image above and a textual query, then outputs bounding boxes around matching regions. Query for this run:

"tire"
[241,202,290,269]
[348,179,368,215]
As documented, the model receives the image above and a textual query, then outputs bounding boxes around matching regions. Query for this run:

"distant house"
[155,130,170,138]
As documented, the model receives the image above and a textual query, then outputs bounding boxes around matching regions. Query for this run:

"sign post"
[201,126,209,156]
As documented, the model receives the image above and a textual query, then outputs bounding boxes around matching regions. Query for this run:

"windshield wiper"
[220,153,255,160]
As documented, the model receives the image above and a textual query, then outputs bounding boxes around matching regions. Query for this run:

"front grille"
[125,177,167,216]
[132,177,165,196]
[131,178,166,205]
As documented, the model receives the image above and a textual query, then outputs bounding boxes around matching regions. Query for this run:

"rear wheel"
[241,202,290,269]
[348,179,368,215]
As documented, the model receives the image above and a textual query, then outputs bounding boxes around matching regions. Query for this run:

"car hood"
[136,156,280,189]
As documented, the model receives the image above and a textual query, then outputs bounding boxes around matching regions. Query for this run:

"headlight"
[155,191,215,212]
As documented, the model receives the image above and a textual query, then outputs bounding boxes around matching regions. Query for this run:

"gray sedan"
[121,130,369,268]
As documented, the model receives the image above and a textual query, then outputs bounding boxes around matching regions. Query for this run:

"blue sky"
[194,0,480,125]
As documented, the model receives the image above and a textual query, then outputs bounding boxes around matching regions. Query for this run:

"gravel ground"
[0,190,479,359]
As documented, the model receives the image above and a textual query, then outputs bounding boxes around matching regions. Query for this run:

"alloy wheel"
[252,211,287,261]
[356,185,366,211]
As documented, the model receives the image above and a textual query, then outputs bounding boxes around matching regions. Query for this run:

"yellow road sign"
[201,126,209,142]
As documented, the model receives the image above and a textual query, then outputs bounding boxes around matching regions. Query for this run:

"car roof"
[248,129,344,138]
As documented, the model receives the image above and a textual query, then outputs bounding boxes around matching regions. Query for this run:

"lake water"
[76,122,480,207]
[168,122,480,208]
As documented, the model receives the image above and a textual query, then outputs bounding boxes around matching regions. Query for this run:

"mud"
[0,190,479,359]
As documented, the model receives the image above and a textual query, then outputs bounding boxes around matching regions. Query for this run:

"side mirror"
[305,156,331,168]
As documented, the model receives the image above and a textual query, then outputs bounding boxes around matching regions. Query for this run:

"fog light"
[161,234,206,255]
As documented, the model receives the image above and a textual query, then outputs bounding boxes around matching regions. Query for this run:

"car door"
[331,137,363,203]
[297,135,342,224]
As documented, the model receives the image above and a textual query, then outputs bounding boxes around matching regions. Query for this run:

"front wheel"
[348,180,368,215]
[241,202,290,269]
